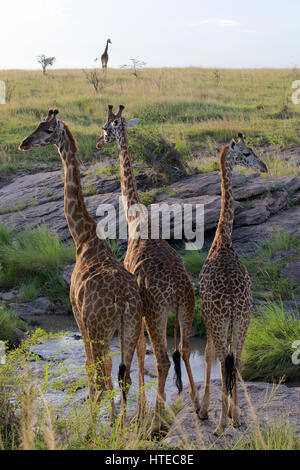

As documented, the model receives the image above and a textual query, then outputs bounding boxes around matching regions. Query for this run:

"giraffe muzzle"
[96,136,105,149]
[19,137,32,151]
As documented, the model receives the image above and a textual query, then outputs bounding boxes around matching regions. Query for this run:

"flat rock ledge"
[1,170,300,255]
[164,380,300,450]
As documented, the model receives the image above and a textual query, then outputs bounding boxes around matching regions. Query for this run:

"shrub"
[242,302,300,382]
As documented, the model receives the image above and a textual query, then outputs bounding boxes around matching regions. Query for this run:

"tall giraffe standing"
[198,134,267,435]
[95,39,112,74]
[96,105,200,432]
[19,108,142,425]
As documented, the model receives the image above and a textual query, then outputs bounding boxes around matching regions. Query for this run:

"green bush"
[181,250,207,279]
[242,302,300,382]
[0,224,75,306]
[0,305,26,347]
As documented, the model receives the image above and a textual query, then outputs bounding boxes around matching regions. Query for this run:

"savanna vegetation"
[0,67,299,177]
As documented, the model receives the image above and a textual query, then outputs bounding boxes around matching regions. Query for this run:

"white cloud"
[243,29,257,33]
[193,19,239,27]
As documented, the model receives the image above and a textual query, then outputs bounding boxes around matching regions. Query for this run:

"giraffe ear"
[230,139,236,150]
[126,119,140,128]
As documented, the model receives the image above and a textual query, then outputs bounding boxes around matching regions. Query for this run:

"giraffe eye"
[113,120,119,126]
[243,152,251,157]
[45,130,53,134]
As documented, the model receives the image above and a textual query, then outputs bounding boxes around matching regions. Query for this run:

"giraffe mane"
[61,120,78,153]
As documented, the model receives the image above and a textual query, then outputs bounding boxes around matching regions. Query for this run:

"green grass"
[181,249,207,279]
[242,302,300,382]
[241,230,300,300]
[0,305,26,347]
[235,421,300,450]
[0,224,75,306]
[0,68,299,176]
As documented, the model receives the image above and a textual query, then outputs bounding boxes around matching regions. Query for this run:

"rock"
[235,205,270,227]
[165,380,300,449]
[0,290,19,301]
[232,206,300,255]
[144,359,157,378]
[271,250,298,262]
[61,264,75,288]
[281,262,300,284]
[14,328,26,344]
[1,167,300,258]
[11,297,56,317]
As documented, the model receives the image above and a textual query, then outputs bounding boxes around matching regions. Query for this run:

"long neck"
[58,131,97,248]
[117,124,142,222]
[105,41,109,53]
[215,145,234,241]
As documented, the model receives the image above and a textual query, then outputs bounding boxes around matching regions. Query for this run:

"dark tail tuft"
[225,353,236,397]
[118,363,127,401]
[173,350,183,394]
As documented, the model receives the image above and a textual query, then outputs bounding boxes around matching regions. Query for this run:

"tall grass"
[0,68,299,175]
[0,224,75,304]
[242,302,300,382]
[0,305,26,347]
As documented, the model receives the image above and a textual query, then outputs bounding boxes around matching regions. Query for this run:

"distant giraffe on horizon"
[19,108,142,427]
[95,39,112,73]
[96,105,200,433]
[198,134,268,436]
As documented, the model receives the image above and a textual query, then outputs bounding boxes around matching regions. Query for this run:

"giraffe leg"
[214,358,230,436]
[135,321,147,421]
[104,354,117,424]
[199,331,215,420]
[179,307,200,415]
[144,313,170,433]
[229,357,240,428]
[118,314,142,429]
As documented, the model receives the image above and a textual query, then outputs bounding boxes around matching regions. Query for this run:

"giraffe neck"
[57,129,97,248]
[117,124,142,222]
[215,145,234,241]
[105,41,109,54]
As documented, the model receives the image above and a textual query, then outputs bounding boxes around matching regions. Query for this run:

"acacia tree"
[37,55,56,74]
[121,58,146,78]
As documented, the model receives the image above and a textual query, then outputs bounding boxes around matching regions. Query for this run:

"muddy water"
[27,315,220,404]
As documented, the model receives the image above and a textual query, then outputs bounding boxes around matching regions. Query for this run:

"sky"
[0,0,299,69]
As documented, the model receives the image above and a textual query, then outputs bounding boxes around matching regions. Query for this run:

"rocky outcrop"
[164,380,300,449]
[1,169,300,255]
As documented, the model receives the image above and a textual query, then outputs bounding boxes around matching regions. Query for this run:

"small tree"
[83,69,112,94]
[121,58,146,78]
[37,55,56,74]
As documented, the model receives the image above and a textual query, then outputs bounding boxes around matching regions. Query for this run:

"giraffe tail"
[118,301,128,402]
[225,353,236,397]
[172,307,183,394]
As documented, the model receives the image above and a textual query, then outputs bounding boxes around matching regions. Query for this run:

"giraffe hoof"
[213,426,225,437]
[198,409,209,420]
[232,419,241,429]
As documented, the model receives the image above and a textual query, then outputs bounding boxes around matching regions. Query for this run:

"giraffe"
[96,105,200,432]
[95,39,112,73]
[198,134,268,436]
[19,108,142,426]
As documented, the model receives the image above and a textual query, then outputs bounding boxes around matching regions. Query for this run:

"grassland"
[0,67,299,176]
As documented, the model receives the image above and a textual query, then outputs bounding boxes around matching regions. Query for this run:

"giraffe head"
[96,105,139,149]
[107,38,112,44]
[19,108,76,151]
[228,133,267,173]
